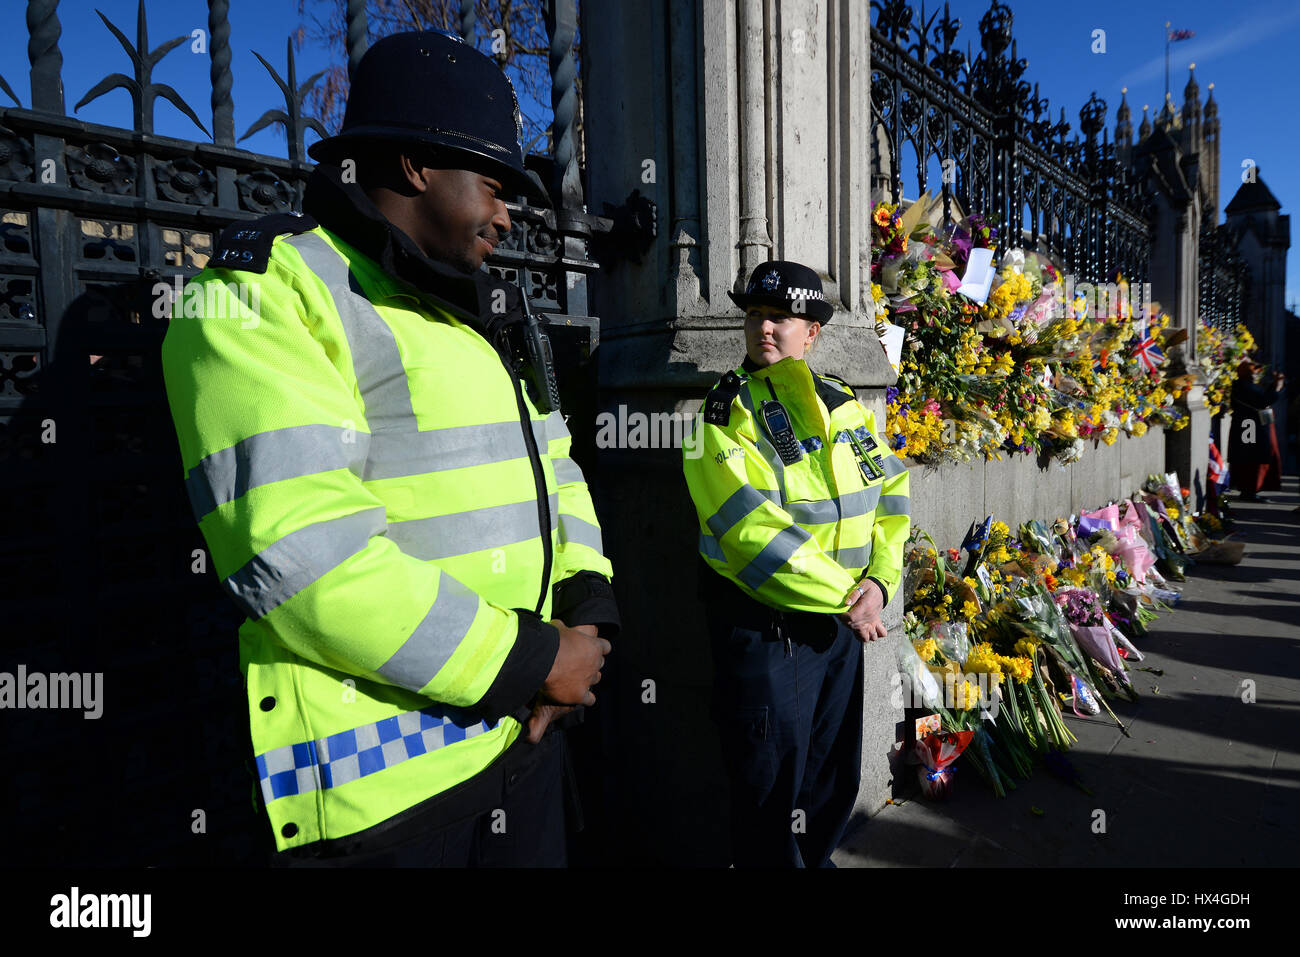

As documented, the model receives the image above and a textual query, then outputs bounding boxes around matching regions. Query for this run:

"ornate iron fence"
[1198,222,1250,334]
[870,0,1152,284]
[0,0,646,865]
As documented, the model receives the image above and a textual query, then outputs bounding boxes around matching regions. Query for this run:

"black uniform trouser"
[709,607,864,868]
[268,729,568,867]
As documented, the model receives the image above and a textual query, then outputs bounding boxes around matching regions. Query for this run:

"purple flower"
[886,386,900,404]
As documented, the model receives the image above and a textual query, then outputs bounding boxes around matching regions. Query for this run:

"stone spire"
[1202,82,1220,221]
[1139,103,1152,140]
[1116,87,1132,146]
[1182,63,1201,143]
[1157,91,1180,130]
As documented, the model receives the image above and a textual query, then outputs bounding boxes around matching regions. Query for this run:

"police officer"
[682,261,910,867]
[161,30,618,866]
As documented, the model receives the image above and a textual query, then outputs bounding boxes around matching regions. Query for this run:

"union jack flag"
[1208,436,1228,490]
[1131,335,1165,374]
[1168,28,1195,41]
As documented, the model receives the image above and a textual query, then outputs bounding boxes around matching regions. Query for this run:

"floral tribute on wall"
[870,196,1199,466]
[1196,319,1258,417]
[895,471,1244,799]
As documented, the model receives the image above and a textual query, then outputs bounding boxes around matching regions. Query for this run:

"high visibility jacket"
[683,356,910,613]
[161,204,614,851]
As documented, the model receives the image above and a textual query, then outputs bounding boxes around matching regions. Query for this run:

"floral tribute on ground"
[896,471,1244,799]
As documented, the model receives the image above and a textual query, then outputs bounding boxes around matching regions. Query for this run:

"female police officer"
[682,260,910,867]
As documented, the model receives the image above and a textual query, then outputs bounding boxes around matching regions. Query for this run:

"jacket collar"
[301,163,502,329]
[739,354,855,413]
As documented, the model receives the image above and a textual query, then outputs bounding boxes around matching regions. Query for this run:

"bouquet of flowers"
[1055,587,1134,698]
[914,730,974,800]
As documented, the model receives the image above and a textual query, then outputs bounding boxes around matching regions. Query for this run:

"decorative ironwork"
[0,75,20,108]
[0,127,33,181]
[546,0,581,207]
[242,38,329,166]
[154,157,216,206]
[459,0,477,43]
[0,274,36,321]
[66,143,136,194]
[236,167,295,215]
[870,0,1152,284]
[209,0,235,145]
[27,0,64,113]
[347,0,370,78]
[1199,222,1249,334]
[74,0,209,138]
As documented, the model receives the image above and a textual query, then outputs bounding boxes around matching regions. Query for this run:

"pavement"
[834,475,1300,868]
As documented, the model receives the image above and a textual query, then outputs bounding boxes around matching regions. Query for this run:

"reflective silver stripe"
[365,421,531,481]
[186,424,370,520]
[835,543,873,570]
[882,454,909,478]
[706,485,780,539]
[786,498,839,526]
[291,235,551,485]
[558,513,604,553]
[552,455,585,487]
[699,531,726,562]
[737,387,786,504]
[532,417,550,451]
[225,506,387,620]
[288,233,416,433]
[375,575,481,692]
[386,494,559,561]
[541,410,569,445]
[737,524,812,591]
[785,485,880,526]
[878,493,910,517]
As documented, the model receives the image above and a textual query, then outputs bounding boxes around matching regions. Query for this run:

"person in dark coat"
[1228,360,1285,501]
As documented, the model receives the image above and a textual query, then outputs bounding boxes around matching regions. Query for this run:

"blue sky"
[1,0,1295,309]
[932,0,1300,312]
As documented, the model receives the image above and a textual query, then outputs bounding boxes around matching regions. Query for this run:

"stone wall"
[909,427,1168,552]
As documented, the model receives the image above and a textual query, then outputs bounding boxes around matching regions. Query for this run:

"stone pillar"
[1140,144,1202,492]
[581,0,898,864]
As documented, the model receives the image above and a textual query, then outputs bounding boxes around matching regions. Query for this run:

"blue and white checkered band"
[760,270,782,291]
[255,707,499,803]
[785,286,827,302]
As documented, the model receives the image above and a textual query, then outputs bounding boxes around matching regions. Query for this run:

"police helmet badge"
[760,270,781,292]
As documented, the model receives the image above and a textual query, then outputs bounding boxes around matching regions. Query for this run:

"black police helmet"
[728,260,834,323]
[309,30,550,207]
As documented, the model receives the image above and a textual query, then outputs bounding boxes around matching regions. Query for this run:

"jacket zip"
[495,327,553,617]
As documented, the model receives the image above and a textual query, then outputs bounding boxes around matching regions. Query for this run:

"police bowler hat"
[728,260,834,323]
[309,30,550,207]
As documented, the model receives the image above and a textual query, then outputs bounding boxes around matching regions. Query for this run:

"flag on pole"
[1168,28,1195,41]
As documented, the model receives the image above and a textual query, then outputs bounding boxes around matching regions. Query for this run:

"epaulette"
[704,370,746,425]
[211,212,318,274]
[813,371,857,412]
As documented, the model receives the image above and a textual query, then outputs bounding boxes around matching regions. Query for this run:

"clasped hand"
[525,621,610,743]
[837,578,887,642]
